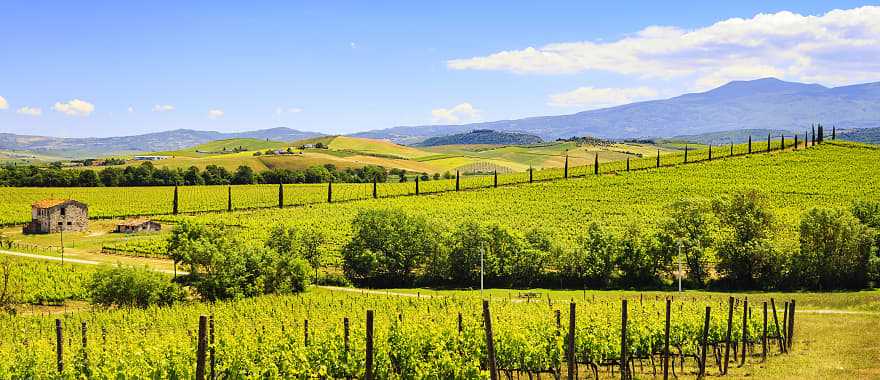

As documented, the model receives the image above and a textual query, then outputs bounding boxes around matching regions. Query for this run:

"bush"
[792,207,875,289]
[317,273,353,287]
[89,266,184,308]
[342,209,441,287]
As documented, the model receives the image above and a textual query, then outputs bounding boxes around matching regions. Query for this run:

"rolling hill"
[353,78,880,143]
[416,129,543,147]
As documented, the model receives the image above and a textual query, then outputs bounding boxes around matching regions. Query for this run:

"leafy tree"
[304,165,332,183]
[712,190,782,288]
[657,200,714,287]
[342,209,440,286]
[76,170,101,187]
[793,207,875,289]
[616,224,664,288]
[183,166,205,185]
[89,266,185,308]
[559,222,617,288]
[267,224,326,283]
[232,165,258,184]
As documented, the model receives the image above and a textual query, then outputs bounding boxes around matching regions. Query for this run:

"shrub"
[89,266,184,308]
[792,207,875,290]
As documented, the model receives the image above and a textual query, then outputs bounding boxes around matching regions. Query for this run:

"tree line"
[340,191,880,291]
[0,162,394,187]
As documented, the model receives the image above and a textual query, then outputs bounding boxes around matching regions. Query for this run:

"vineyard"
[0,288,800,379]
[0,136,804,226]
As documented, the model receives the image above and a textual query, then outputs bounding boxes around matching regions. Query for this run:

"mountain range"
[0,127,321,158]
[354,78,880,143]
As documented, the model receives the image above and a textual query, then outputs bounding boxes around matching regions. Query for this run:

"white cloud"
[448,6,880,88]
[350,42,357,49]
[152,104,175,112]
[208,109,224,119]
[52,99,95,117]
[17,106,42,116]
[548,86,659,109]
[274,107,303,116]
[431,102,481,124]
[0,96,7,110]
[127,106,134,113]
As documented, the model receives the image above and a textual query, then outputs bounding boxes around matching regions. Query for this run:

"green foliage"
[657,200,715,287]
[89,266,184,308]
[712,190,782,288]
[793,207,875,290]
[342,209,441,286]
[615,224,665,288]
[267,224,326,282]
[559,223,617,288]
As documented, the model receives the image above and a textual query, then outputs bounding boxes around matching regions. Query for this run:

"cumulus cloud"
[17,106,42,116]
[431,102,481,124]
[52,99,95,116]
[0,96,8,110]
[274,107,303,116]
[548,86,659,109]
[208,109,224,119]
[153,104,175,112]
[448,6,880,88]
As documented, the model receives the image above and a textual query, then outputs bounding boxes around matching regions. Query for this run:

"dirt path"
[0,249,180,275]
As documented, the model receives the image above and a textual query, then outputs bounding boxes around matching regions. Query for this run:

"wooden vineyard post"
[81,321,88,371]
[788,301,796,351]
[366,310,374,380]
[227,186,232,212]
[663,298,671,380]
[770,299,784,353]
[564,155,569,179]
[748,136,752,154]
[782,301,789,352]
[568,302,576,380]
[278,183,284,208]
[196,315,208,380]
[722,297,734,374]
[555,309,561,333]
[327,181,333,203]
[172,185,179,215]
[699,306,711,379]
[415,176,420,195]
[457,313,463,335]
[656,150,660,168]
[708,144,712,160]
[209,315,216,380]
[529,166,533,183]
[684,145,688,163]
[740,298,748,366]
[372,178,378,199]
[626,157,630,172]
[483,301,499,380]
[493,170,498,188]
[55,319,64,374]
[762,302,768,361]
[594,153,599,175]
[621,299,629,380]
[767,133,771,152]
[304,319,309,346]
[343,317,350,380]
[455,171,460,191]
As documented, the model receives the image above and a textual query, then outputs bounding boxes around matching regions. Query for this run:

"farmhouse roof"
[32,199,82,209]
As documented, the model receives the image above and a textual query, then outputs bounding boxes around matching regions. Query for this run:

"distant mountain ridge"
[0,127,322,158]
[354,78,880,143]
[415,129,543,147]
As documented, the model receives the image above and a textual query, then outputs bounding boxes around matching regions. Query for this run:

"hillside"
[416,129,543,147]
[0,127,322,159]
[354,78,880,143]
[839,127,880,144]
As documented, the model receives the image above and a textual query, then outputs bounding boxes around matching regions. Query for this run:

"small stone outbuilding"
[23,199,89,234]
[114,219,162,234]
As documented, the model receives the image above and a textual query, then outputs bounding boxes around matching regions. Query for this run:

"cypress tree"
[818,125,824,143]
[564,155,569,178]
[626,157,630,172]
[794,134,798,150]
[455,171,460,191]
[748,136,752,154]
[730,141,734,156]
[832,125,836,140]
[372,177,378,199]
[493,170,498,188]
[811,125,816,145]
[327,181,332,203]
[708,144,712,160]
[278,183,284,208]
[227,186,232,212]
[415,176,420,195]
[529,167,533,183]
[172,186,179,215]
[594,153,599,175]
[767,133,771,152]
[684,145,688,163]
[781,135,785,150]
[656,150,660,168]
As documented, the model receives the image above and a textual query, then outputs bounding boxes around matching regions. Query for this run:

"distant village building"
[114,219,162,234]
[23,199,89,234]
[133,155,171,161]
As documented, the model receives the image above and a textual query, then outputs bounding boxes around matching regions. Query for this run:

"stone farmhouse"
[23,199,89,234]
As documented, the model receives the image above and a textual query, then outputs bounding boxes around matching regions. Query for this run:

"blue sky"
[1,1,878,137]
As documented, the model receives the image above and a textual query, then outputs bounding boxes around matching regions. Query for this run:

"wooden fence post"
[278,183,284,208]
[626,157,630,172]
[196,315,207,380]
[55,319,64,373]
[663,299,671,380]
[483,300,499,380]
[762,302,768,361]
[458,313,463,335]
[770,299,784,353]
[740,298,748,366]
[81,321,88,371]
[210,315,216,380]
[722,297,734,374]
[304,319,309,346]
[568,302,576,380]
[529,166,533,183]
[372,178,377,199]
[366,310,374,380]
[493,170,498,188]
[172,185,179,215]
[699,306,711,379]
[415,176,420,195]
[621,299,629,380]
[782,301,789,352]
